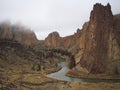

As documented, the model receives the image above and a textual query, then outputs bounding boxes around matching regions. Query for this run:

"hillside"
[0,22,39,45]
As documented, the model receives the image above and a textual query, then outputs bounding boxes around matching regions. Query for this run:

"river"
[47,60,120,83]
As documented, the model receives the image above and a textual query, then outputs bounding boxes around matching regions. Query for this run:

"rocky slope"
[0,22,39,45]
[0,22,64,89]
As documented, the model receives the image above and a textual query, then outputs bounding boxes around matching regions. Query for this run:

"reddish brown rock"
[44,32,60,47]
[80,3,114,74]
[44,30,81,53]
[77,3,120,75]
[106,14,120,74]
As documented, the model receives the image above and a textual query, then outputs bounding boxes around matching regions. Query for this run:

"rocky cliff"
[44,29,81,53]
[79,3,114,74]
[71,3,120,75]
[44,3,120,75]
[44,32,61,47]
[0,22,39,45]
[79,3,120,75]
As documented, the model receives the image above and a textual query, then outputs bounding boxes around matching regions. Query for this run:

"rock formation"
[73,3,120,75]
[0,22,39,45]
[44,30,81,53]
[44,3,120,75]
[79,3,114,74]
[44,32,60,47]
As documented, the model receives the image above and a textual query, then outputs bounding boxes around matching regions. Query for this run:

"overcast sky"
[0,0,120,40]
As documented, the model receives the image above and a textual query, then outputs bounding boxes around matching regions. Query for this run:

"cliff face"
[44,32,70,48]
[44,30,81,53]
[106,14,120,74]
[74,22,88,63]
[0,23,39,45]
[79,3,120,74]
[80,3,113,73]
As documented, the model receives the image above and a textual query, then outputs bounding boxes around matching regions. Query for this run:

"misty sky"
[0,0,120,40]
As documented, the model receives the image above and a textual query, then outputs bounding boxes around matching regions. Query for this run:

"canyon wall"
[80,3,113,74]
[44,29,81,54]
[44,3,120,75]
[79,3,120,75]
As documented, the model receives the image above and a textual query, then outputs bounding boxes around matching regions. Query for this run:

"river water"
[47,60,120,83]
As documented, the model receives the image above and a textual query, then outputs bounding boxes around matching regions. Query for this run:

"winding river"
[47,60,120,83]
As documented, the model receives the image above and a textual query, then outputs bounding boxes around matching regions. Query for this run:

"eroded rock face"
[44,32,60,47]
[44,30,81,52]
[79,3,120,74]
[74,22,89,63]
[0,23,39,45]
[106,14,120,74]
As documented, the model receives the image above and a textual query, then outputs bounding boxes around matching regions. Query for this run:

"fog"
[0,0,120,40]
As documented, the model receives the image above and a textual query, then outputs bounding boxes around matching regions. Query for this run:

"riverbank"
[1,69,120,90]
[8,73,120,90]
[23,73,120,90]
[66,67,120,80]
[47,60,120,84]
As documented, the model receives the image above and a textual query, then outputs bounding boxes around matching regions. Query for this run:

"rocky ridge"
[0,22,39,45]
[44,29,81,54]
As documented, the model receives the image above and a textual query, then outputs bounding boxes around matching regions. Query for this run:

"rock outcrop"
[0,22,39,45]
[77,3,120,75]
[107,14,120,74]
[80,3,114,74]
[44,30,81,53]
[44,32,60,47]
[44,3,120,75]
